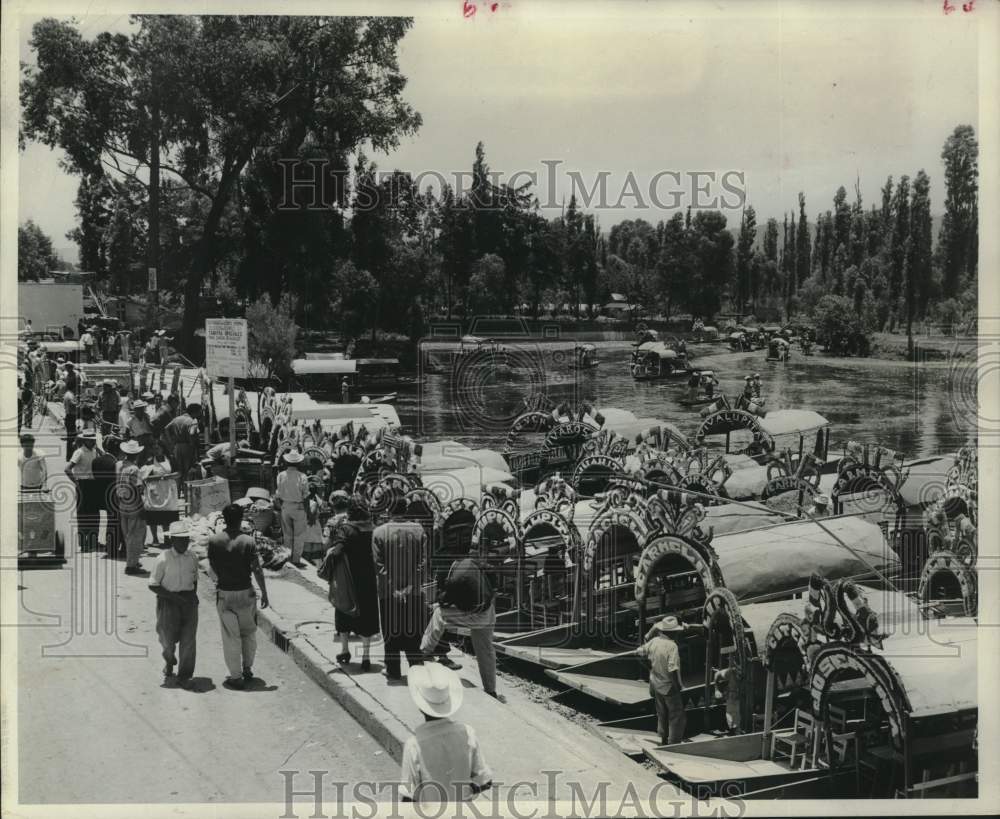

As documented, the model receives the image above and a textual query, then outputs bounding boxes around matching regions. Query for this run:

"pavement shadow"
[241,677,278,693]
[159,676,216,693]
[182,677,217,693]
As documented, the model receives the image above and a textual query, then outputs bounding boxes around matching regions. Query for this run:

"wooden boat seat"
[770,709,817,770]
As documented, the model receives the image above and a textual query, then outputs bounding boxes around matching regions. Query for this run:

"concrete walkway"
[43,398,678,807]
[237,561,674,804]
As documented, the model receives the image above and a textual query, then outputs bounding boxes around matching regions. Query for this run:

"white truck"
[18,281,85,339]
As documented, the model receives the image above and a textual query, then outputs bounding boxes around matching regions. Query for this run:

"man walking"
[116,440,147,575]
[62,389,79,461]
[373,496,428,680]
[149,521,200,688]
[420,544,506,702]
[637,615,687,745]
[162,402,202,496]
[274,450,310,568]
[65,430,101,552]
[207,504,270,690]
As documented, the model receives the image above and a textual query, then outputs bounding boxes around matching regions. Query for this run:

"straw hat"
[244,487,271,502]
[168,520,192,539]
[283,450,304,465]
[132,400,148,410]
[651,615,685,633]
[812,494,831,508]
[120,440,143,455]
[78,430,97,441]
[407,664,463,719]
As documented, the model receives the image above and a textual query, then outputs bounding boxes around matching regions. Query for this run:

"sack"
[329,553,358,616]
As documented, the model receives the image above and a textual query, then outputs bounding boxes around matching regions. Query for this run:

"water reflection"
[397,341,970,459]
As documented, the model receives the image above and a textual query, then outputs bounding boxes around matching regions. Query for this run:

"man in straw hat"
[126,399,155,453]
[65,429,102,551]
[149,520,200,687]
[807,493,831,519]
[637,615,688,745]
[400,664,493,803]
[117,440,148,575]
[274,449,310,568]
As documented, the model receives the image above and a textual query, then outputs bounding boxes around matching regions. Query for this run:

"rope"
[626,472,904,595]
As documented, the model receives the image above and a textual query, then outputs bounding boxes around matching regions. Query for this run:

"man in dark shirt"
[152,393,179,439]
[420,545,505,703]
[372,497,428,680]
[163,403,202,497]
[207,504,269,689]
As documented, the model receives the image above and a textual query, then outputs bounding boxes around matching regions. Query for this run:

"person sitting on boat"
[751,373,763,399]
[740,376,754,404]
[637,615,687,745]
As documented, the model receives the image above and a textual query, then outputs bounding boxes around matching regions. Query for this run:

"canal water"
[395,340,974,459]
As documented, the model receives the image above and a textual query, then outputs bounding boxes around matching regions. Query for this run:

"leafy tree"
[467,254,507,315]
[246,293,298,381]
[330,260,377,343]
[735,205,757,312]
[937,125,978,297]
[22,15,421,348]
[18,220,60,281]
[795,193,811,289]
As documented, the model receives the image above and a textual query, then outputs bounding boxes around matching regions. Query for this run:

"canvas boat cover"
[757,410,829,436]
[421,465,515,504]
[702,502,788,537]
[712,515,895,600]
[871,618,977,718]
[897,455,953,508]
[636,341,680,359]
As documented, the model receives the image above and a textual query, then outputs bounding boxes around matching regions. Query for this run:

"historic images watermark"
[275,159,747,213]
[278,769,747,819]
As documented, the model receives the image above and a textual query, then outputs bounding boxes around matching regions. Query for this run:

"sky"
[17,3,980,263]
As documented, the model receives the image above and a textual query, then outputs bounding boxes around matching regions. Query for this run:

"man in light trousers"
[273,450,309,567]
[207,503,270,689]
[420,545,505,703]
[149,521,200,688]
[116,440,147,575]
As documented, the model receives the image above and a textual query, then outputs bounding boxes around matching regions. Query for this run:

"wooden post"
[762,668,776,758]
[228,377,236,461]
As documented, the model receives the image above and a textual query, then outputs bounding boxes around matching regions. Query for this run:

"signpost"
[205,318,249,460]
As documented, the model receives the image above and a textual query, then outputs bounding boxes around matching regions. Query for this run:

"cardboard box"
[185,476,231,517]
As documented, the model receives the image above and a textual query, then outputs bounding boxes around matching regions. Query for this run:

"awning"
[292,358,357,375]
[713,514,895,600]
[758,409,830,436]
[421,465,515,504]
[874,619,977,718]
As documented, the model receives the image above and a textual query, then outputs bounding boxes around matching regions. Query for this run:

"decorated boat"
[572,343,600,369]
[642,580,959,799]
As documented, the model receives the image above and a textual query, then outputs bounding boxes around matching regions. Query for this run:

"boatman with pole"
[637,615,687,745]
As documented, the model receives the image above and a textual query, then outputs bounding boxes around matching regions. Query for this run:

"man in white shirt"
[18,433,48,492]
[149,521,200,687]
[80,327,95,363]
[65,429,102,551]
[401,664,492,803]
[637,615,687,745]
[273,450,310,567]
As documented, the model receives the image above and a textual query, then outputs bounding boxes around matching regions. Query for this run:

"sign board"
[205,318,248,378]
[148,267,157,291]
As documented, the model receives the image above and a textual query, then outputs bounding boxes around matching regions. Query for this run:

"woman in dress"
[326,493,380,671]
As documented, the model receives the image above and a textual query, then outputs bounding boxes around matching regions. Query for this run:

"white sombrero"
[407,664,463,718]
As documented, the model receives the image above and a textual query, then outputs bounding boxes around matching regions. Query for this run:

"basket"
[250,507,275,532]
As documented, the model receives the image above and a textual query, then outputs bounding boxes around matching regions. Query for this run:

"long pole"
[228,376,236,461]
